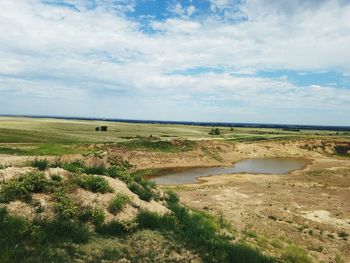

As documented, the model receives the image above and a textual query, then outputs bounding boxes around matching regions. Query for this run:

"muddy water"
[152,158,310,185]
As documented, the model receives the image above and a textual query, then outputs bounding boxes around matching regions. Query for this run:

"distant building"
[95,126,108,132]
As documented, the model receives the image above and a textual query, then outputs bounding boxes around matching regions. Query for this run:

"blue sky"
[0,0,350,125]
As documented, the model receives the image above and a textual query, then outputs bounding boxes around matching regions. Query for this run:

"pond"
[151,158,310,185]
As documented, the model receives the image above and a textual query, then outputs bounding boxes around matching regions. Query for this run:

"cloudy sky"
[1,0,350,125]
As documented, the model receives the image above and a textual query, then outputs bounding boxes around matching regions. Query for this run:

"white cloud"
[0,0,349,124]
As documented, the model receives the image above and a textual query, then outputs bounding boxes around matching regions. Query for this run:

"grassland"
[0,116,350,262]
[0,116,349,156]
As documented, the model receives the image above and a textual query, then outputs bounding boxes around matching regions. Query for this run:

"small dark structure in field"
[209,128,221,135]
[95,126,108,132]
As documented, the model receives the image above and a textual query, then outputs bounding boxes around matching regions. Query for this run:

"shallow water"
[152,158,310,185]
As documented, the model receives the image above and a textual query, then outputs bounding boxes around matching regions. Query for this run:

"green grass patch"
[0,146,26,155]
[96,220,125,236]
[0,143,92,156]
[53,191,78,218]
[78,206,105,226]
[281,245,311,263]
[0,172,51,203]
[119,138,196,153]
[133,193,274,263]
[30,158,49,170]
[74,174,114,194]
[108,193,131,215]
[0,207,91,262]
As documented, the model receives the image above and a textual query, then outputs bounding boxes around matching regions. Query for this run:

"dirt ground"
[164,142,350,262]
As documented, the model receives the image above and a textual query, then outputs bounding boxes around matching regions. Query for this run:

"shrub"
[0,207,31,261]
[108,193,130,215]
[62,160,85,173]
[136,210,176,230]
[20,172,50,193]
[96,220,125,236]
[41,215,90,244]
[53,191,77,218]
[30,158,49,171]
[83,164,107,175]
[134,174,156,189]
[78,206,105,226]
[0,172,50,203]
[0,179,31,203]
[165,190,179,204]
[107,166,131,182]
[75,174,113,194]
[127,181,153,202]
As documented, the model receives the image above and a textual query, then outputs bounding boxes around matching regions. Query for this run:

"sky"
[0,0,350,125]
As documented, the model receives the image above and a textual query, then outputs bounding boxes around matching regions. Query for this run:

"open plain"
[0,117,349,262]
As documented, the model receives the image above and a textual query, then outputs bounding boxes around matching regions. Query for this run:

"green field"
[0,117,349,156]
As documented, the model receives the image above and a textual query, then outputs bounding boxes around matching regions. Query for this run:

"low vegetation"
[0,159,277,262]
[0,172,50,203]
[30,158,49,170]
[74,173,114,194]
[108,193,130,214]
[119,138,197,153]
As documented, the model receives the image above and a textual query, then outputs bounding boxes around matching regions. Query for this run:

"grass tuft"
[30,158,49,171]
[108,193,130,215]
[74,174,113,194]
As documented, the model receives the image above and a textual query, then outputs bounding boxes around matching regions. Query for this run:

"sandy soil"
[159,141,350,262]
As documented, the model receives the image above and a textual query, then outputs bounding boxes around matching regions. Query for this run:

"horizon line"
[1,114,350,131]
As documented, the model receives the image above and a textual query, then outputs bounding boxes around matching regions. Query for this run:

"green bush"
[20,172,50,193]
[0,172,50,203]
[96,220,125,236]
[136,210,176,230]
[40,215,90,244]
[0,207,91,262]
[62,160,85,173]
[107,166,131,182]
[126,174,158,202]
[127,181,153,201]
[83,164,107,175]
[133,174,156,189]
[78,206,105,226]
[0,180,31,203]
[166,190,179,204]
[30,158,49,171]
[53,191,77,218]
[75,174,113,194]
[108,193,130,214]
[0,207,31,261]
